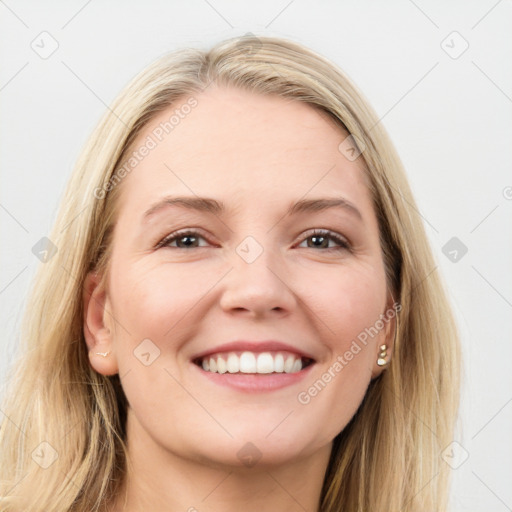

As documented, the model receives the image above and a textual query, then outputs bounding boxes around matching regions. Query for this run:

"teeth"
[217,357,227,374]
[291,359,302,373]
[256,353,274,374]
[227,353,239,373]
[284,355,295,373]
[274,353,284,373]
[239,352,256,373]
[199,351,306,374]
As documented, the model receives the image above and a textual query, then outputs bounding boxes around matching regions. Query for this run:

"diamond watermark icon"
[237,441,262,468]
[133,338,161,366]
[441,31,469,60]
[31,441,58,469]
[233,32,263,57]
[236,236,264,264]
[441,441,469,469]
[338,134,365,161]
[30,31,59,59]
[32,237,58,263]
[442,237,468,263]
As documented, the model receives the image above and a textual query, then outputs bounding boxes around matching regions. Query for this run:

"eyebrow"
[142,195,363,222]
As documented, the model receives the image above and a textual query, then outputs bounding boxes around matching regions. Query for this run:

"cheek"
[310,263,387,351]
[107,261,218,420]
[109,259,221,346]
[293,265,386,441]
[297,264,386,430]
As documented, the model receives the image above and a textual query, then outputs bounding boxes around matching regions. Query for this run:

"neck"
[109,409,332,512]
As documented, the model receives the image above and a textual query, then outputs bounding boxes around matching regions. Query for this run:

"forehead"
[115,85,372,219]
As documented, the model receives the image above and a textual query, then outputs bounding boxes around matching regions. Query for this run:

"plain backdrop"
[1,1,511,510]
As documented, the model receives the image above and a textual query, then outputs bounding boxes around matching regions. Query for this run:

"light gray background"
[1,1,511,510]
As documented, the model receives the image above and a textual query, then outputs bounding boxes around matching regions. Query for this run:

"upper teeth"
[200,351,304,374]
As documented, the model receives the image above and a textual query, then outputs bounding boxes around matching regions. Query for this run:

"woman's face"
[85,85,395,468]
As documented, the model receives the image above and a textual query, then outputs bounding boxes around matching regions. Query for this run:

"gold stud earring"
[377,311,399,367]
[95,351,111,357]
[377,344,388,366]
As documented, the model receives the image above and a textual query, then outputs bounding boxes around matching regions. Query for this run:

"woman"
[0,35,461,511]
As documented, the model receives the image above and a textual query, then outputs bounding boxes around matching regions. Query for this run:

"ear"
[83,271,119,376]
[370,294,398,379]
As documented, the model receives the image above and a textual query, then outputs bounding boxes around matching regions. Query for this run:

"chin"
[190,431,321,471]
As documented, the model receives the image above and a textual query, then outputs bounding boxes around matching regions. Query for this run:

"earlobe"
[83,271,119,376]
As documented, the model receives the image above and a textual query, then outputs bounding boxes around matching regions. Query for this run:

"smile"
[194,351,315,375]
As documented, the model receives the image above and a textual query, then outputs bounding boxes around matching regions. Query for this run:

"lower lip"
[191,362,315,393]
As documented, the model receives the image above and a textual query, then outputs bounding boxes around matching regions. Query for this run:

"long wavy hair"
[0,35,461,511]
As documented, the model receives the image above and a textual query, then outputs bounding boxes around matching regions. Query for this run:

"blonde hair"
[0,35,461,511]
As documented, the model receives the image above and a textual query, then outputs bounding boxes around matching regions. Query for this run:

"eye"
[156,228,351,252]
[156,230,210,249]
[297,229,350,252]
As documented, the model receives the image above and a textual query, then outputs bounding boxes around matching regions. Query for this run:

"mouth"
[190,341,317,392]
[193,350,315,375]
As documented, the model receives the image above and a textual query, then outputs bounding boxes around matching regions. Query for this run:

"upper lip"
[191,341,316,361]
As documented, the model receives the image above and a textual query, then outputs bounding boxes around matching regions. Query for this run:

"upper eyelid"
[155,228,210,248]
[157,228,350,248]
[302,229,351,249]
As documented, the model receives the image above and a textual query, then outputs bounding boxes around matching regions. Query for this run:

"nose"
[219,245,297,318]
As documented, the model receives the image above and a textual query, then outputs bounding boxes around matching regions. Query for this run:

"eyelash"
[156,228,351,252]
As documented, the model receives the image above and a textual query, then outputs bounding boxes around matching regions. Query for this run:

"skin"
[83,85,396,511]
